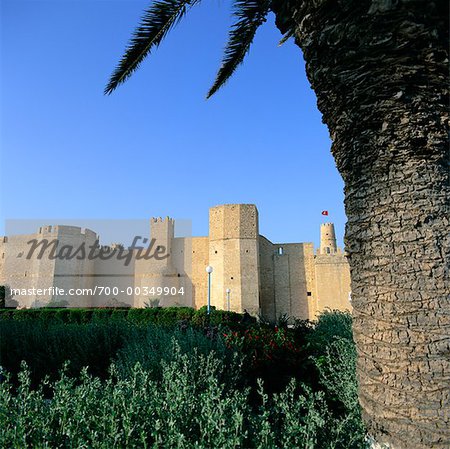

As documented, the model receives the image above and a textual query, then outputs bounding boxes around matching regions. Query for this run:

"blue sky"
[1,0,346,247]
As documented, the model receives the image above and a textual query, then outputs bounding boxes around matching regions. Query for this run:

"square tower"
[208,204,260,314]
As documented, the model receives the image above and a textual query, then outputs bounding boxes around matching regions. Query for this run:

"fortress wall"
[1,230,57,307]
[283,244,309,319]
[0,234,39,285]
[169,237,194,308]
[29,228,58,306]
[273,244,290,318]
[261,241,317,321]
[134,217,179,308]
[189,237,209,309]
[0,226,100,308]
[0,237,7,276]
[236,205,260,315]
[208,237,229,311]
[91,246,135,307]
[285,243,316,320]
[320,223,338,254]
[259,236,276,321]
[52,226,98,307]
[314,254,352,315]
[238,235,260,314]
[303,243,318,320]
[0,205,352,317]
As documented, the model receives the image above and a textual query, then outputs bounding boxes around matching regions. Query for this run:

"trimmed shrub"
[192,306,254,328]
[0,320,132,386]
[0,306,244,328]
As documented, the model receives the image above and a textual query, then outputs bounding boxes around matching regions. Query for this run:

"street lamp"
[226,288,231,312]
[206,265,213,314]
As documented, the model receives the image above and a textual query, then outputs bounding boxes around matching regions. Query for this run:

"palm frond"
[278,29,294,46]
[207,0,270,99]
[105,0,199,95]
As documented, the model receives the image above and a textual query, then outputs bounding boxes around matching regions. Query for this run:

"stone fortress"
[0,204,351,321]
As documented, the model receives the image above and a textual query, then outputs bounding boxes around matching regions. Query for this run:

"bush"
[192,306,255,328]
[0,306,246,328]
[0,345,248,449]
[0,320,133,386]
[307,310,353,353]
[0,319,241,389]
[313,337,367,448]
[0,310,368,448]
[0,309,358,400]
[114,325,241,386]
[0,338,368,449]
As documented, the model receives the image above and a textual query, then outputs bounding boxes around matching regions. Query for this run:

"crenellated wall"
[0,205,352,319]
[0,226,98,307]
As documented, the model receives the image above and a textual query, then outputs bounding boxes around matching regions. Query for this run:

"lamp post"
[206,266,213,314]
[226,288,231,312]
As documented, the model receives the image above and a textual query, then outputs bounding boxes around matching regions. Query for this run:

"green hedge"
[0,306,253,328]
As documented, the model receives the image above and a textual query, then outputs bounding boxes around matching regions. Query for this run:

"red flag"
[321,210,329,216]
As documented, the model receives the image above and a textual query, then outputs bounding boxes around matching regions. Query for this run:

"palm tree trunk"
[272,1,449,448]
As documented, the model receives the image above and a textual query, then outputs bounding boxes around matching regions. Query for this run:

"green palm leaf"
[105,0,200,95]
[207,0,270,98]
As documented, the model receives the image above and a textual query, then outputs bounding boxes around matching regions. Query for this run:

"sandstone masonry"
[0,204,351,320]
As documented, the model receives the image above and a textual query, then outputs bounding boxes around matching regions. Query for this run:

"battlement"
[99,243,130,254]
[151,217,174,224]
[209,204,258,241]
[319,222,338,255]
[39,225,54,234]
[315,247,343,257]
[37,225,97,240]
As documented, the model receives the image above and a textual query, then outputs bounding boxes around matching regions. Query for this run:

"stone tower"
[134,217,179,307]
[150,217,175,269]
[208,204,260,315]
[319,223,338,255]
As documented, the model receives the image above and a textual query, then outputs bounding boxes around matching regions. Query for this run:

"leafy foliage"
[115,325,240,384]
[1,336,367,448]
[0,310,367,448]
[306,309,354,354]
[43,299,70,308]
[0,320,131,386]
[1,345,248,449]
[0,306,249,328]
[314,337,367,448]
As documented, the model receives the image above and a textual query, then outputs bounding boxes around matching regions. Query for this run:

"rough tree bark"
[272,1,449,448]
